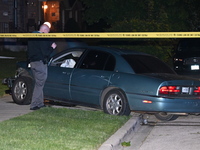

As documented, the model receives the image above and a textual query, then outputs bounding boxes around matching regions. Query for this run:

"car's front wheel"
[103,89,131,116]
[154,112,179,121]
[12,76,33,105]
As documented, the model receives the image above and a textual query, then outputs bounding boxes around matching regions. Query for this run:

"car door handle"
[62,72,67,74]
[62,72,70,75]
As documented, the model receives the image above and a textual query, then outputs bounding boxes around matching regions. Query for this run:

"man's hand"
[51,42,57,49]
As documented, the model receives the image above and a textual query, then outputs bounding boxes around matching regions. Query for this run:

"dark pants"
[30,61,47,108]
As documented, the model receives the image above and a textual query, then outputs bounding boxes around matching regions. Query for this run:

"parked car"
[3,46,200,121]
[173,39,200,75]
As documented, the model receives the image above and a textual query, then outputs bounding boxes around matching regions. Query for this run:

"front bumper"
[2,77,15,94]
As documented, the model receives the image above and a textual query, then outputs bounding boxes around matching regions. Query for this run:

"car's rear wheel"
[103,89,130,116]
[12,76,33,105]
[154,112,179,121]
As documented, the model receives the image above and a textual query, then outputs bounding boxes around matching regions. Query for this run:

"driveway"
[0,95,32,122]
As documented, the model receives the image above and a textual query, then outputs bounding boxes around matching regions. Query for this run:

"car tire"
[12,76,33,105]
[154,112,179,121]
[103,89,131,116]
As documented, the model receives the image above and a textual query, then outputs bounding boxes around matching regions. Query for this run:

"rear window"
[122,55,175,74]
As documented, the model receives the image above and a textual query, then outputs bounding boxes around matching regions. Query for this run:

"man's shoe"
[30,106,40,110]
[30,105,46,110]
[40,105,46,108]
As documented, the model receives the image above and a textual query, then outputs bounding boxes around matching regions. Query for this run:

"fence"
[0,22,27,33]
[0,22,12,33]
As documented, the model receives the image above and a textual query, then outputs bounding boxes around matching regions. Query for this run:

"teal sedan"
[3,46,200,121]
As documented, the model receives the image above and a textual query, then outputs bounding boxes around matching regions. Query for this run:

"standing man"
[27,24,57,110]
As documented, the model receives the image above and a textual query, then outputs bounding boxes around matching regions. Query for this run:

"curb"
[98,113,142,150]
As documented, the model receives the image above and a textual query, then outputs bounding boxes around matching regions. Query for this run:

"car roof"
[51,46,152,61]
[62,45,150,56]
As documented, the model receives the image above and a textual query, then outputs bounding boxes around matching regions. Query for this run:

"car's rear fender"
[109,73,163,97]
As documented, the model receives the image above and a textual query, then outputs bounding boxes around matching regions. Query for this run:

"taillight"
[194,87,200,95]
[159,86,180,95]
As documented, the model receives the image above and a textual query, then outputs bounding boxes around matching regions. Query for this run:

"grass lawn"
[0,107,130,150]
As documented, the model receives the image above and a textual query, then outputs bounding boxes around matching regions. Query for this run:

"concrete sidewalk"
[0,95,32,122]
[0,95,142,150]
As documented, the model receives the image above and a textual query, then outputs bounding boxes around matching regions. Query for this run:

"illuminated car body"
[3,46,200,121]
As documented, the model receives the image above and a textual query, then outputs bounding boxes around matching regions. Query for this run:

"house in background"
[0,0,85,33]
[42,0,85,32]
[0,0,86,51]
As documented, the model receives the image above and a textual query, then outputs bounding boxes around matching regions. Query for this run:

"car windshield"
[122,54,175,74]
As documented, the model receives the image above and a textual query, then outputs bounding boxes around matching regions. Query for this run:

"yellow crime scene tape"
[0,32,200,38]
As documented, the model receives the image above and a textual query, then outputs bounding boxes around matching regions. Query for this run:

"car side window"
[50,50,83,68]
[105,55,115,71]
[80,50,115,71]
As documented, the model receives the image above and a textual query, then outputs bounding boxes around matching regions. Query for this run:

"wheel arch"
[100,86,128,109]
[15,67,33,79]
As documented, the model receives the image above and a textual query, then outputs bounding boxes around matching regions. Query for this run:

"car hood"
[17,61,28,68]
